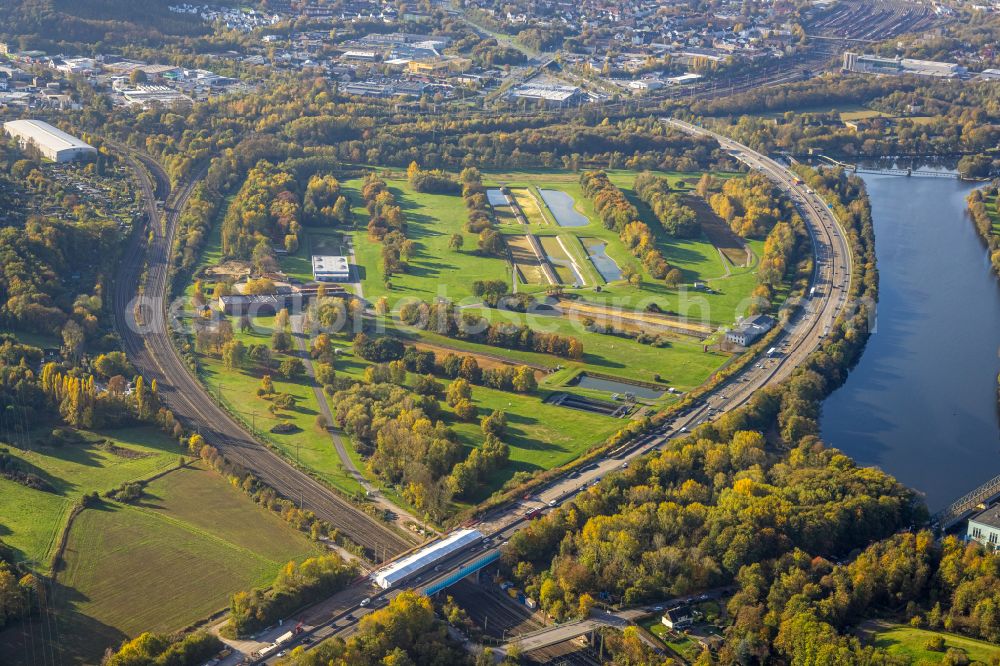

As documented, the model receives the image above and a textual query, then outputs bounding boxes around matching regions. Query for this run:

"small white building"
[725,314,776,347]
[311,255,351,282]
[3,119,97,163]
[968,505,1000,549]
[662,606,694,630]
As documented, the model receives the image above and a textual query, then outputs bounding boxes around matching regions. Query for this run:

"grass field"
[0,427,181,571]
[196,314,365,497]
[52,464,319,661]
[861,622,1000,663]
[0,455,321,665]
[182,168,775,513]
[340,179,511,307]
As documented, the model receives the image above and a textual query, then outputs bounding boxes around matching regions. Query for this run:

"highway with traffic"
[250,120,856,662]
[109,146,416,562]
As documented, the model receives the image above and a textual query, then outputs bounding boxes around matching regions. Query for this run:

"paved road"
[255,120,855,663]
[109,147,413,561]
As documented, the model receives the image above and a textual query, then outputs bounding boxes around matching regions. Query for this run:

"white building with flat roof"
[312,255,351,282]
[3,119,97,162]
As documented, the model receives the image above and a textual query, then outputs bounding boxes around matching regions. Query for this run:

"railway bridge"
[933,473,1000,532]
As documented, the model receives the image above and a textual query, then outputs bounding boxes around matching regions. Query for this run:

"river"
[820,173,1000,511]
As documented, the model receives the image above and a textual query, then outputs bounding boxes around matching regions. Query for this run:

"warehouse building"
[312,255,351,282]
[3,119,97,162]
[372,529,483,589]
[843,52,966,78]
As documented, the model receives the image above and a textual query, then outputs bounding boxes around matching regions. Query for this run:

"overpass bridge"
[422,550,501,596]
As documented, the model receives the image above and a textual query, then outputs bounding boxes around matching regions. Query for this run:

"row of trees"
[967,185,1000,275]
[407,161,461,194]
[633,172,700,238]
[398,300,583,359]
[579,170,675,280]
[103,631,222,666]
[708,172,780,239]
[227,553,357,636]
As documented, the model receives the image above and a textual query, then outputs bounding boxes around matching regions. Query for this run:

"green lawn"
[184,168,778,514]
[196,314,365,497]
[336,178,510,307]
[0,427,181,571]
[639,617,701,661]
[446,382,621,500]
[865,622,1000,664]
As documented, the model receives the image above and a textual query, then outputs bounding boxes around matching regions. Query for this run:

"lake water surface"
[820,174,1000,510]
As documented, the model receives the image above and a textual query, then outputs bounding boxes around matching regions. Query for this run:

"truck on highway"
[809,286,817,298]
[766,347,778,358]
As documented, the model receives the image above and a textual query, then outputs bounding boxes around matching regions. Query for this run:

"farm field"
[0,427,180,571]
[54,464,319,663]
[860,621,1000,664]
[0,447,321,665]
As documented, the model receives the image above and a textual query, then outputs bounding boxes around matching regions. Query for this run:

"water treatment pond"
[572,373,665,399]
[486,188,509,207]
[539,189,590,227]
[582,238,623,282]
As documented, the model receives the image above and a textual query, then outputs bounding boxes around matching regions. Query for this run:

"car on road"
[345,613,354,621]
[360,597,371,607]
[547,499,557,507]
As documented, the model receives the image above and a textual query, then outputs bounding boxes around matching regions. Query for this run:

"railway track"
[109,146,414,561]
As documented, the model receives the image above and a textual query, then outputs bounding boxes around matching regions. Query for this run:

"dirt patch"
[204,259,251,281]
[507,234,553,285]
[559,299,713,338]
[98,441,152,460]
[410,341,545,377]
[685,195,749,266]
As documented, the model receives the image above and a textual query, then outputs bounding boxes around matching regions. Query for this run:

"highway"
[253,121,856,662]
[109,147,415,562]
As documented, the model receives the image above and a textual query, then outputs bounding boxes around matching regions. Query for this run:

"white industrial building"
[3,119,97,163]
[371,529,483,589]
[509,83,584,108]
[312,255,351,282]
[843,52,966,78]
